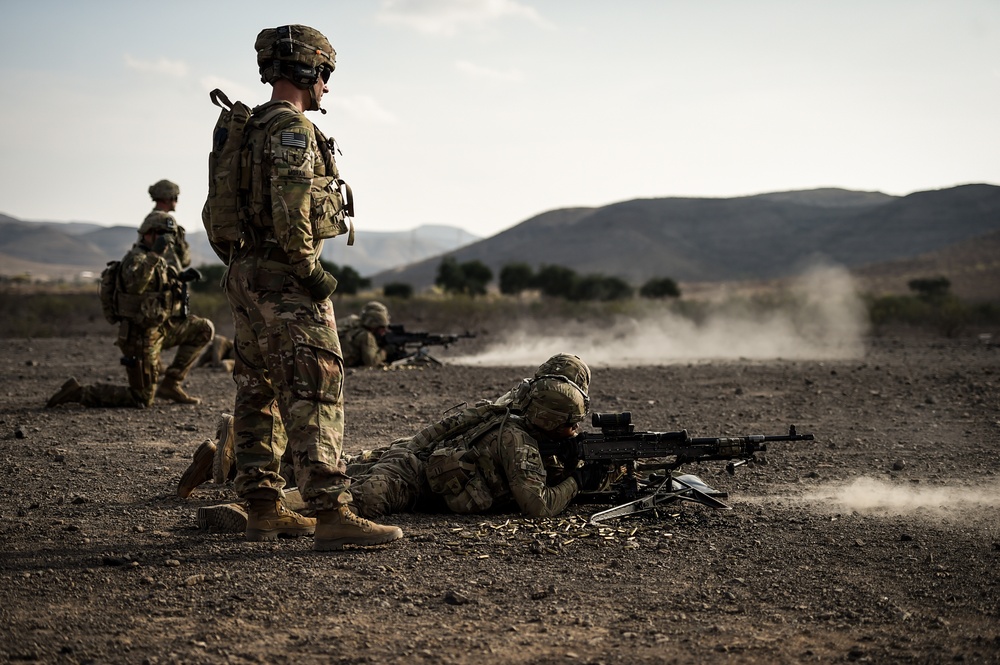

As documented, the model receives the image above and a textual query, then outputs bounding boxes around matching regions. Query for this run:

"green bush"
[499,263,534,296]
[383,282,413,299]
[640,277,681,299]
[533,265,578,299]
[189,264,227,293]
[569,274,633,301]
[435,257,493,297]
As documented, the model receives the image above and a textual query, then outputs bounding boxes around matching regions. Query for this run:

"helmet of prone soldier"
[138,211,178,237]
[360,301,390,329]
[256,24,336,89]
[523,376,589,433]
[148,179,180,201]
[534,353,591,395]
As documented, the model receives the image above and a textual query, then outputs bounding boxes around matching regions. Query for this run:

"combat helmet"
[256,24,336,90]
[534,353,591,394]
[523,376,590,433]
[139,211,178,236]
[360,301,390,329]
[148,179,180,202]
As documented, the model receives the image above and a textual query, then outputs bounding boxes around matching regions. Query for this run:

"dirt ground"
[1,333,999,664]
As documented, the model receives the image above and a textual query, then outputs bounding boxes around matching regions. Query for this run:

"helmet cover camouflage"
[360,301,390,329]
[523,376,589,432]
[148,179,180,201]
[256,24,336,87]
[139,211,178,236]
[534,353,591,394]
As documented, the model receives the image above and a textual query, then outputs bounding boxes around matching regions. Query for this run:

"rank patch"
[281,132,308,149]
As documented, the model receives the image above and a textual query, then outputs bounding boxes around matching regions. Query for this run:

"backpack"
[98,260,123,324]
[203,89,253,250]
[202,89,356,261]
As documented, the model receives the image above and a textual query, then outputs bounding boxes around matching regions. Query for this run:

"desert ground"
[1,331,999,664]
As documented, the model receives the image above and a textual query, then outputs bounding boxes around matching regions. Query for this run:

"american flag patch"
[280,131,308,149]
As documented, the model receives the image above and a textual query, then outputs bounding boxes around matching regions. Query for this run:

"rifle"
[381,324,475,365]
[540,411,814,523]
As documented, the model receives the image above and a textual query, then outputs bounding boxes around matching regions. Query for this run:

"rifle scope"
[592,412,632,429]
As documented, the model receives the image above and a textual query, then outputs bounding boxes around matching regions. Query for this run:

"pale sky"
[0,0,997,238]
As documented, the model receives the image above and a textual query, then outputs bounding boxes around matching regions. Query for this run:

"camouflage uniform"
[61,238,213,408]
[338,319,383,367]
[143,210,191,272]
[347,376,589,519]
[223,99,352,510]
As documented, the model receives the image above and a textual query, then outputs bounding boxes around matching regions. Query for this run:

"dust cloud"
[774,476,1000,515]
[453,265,868,366]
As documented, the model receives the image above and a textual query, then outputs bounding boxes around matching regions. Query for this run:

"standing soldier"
[206,25,402,549]
[46,190,214,408]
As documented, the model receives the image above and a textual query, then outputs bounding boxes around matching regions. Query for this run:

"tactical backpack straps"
[209,88,234,112]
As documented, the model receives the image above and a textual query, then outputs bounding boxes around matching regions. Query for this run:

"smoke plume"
[453,265,868,366]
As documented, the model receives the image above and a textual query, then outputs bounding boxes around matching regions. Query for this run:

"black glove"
[177,267,203,283]
[300,268,338,301]
[151,234,170,255]
[572,464,606,492]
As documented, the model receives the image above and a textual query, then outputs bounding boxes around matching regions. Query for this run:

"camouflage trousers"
[226,256,350,511]
[346,444,434,518]
[80,315,214,408]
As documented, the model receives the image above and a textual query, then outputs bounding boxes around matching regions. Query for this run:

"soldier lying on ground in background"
[195,334,235,373]
[337,301,391,368]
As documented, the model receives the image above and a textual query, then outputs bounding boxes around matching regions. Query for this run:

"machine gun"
[540,411,814,523]
[382,324,476,365]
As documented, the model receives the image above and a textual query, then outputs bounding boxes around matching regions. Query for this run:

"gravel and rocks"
[1,334,998,664]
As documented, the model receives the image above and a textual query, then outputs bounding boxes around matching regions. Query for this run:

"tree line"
[427,257,680,301]
[191,257,680,301]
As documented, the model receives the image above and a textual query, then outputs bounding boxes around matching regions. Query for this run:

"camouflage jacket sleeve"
[494,426,579,518]
[267,112,322,280]
[119,244,170,295]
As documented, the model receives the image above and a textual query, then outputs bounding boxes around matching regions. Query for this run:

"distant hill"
[371,185,1000,291]
[0,215,478,281]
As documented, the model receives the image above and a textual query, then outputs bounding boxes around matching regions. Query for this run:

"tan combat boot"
[177,439,216,498]
[245,499,316,541]
[314,506,403,551]
[46,377,83,408]
[212,413,235,484]
[198,502,249,533]
[157,377,200,404]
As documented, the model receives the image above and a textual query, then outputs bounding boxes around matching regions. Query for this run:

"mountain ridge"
[371,184,1000,289]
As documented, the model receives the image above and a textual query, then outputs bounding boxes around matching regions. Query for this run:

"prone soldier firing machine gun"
[540,411,814,524]
[381,324,476,366]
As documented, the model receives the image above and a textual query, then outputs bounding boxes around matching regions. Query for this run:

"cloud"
[455,60,522,82]
[327,95,399,124]
[123,54,188,78]
[376,0,551,36]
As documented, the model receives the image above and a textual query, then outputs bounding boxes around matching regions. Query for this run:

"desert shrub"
[533,265,578,299]
[569,274,633,301]
[320,260,371,295]
[908,276,951,300]
[383,282,413,299]
[189,264,227,293]
[499,263,535,296]
[435,257,493,297]
[640,277,681,299]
